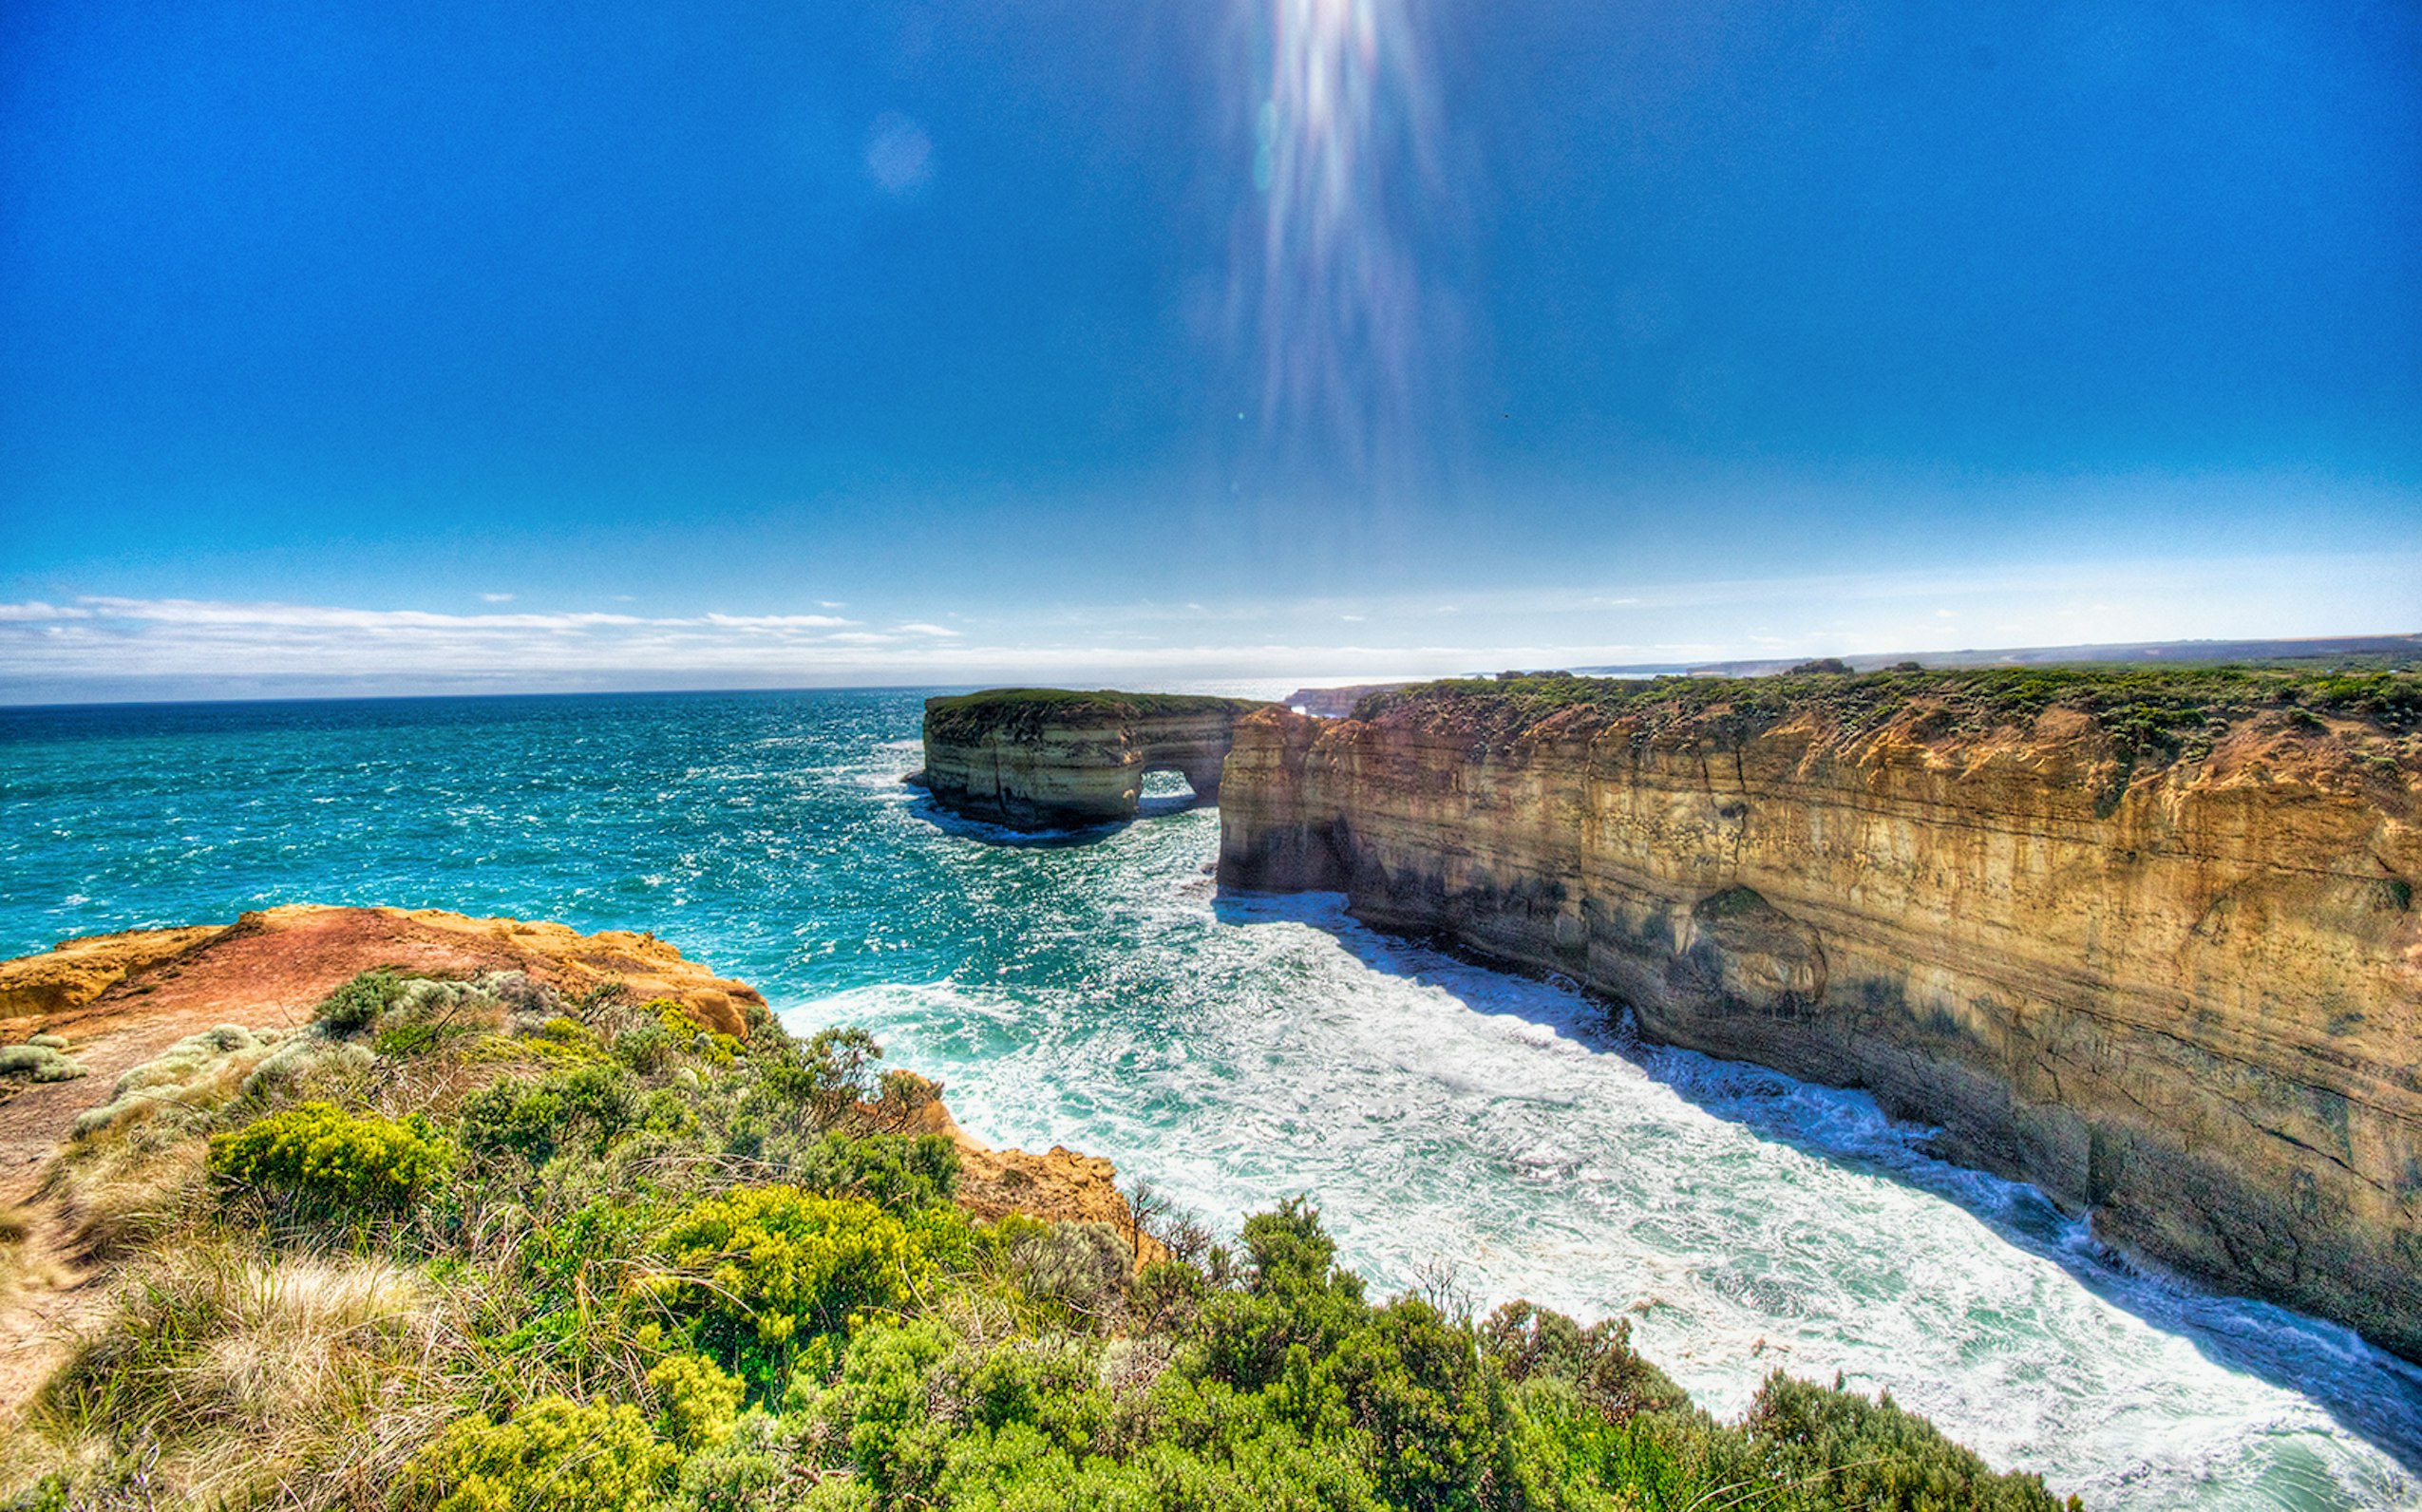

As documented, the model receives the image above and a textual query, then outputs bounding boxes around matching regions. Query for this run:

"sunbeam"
[1244,0,1443,489]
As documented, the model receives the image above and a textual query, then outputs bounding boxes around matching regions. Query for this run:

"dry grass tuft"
[43,1114,210,1259]
[31,1238,476,1510]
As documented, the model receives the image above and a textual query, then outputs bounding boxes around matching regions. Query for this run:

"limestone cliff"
[920,689,1272,827]
[1219,669,2422,1361]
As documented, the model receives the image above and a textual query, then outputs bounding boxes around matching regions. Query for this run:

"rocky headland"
[918,688,1272,826]
[1219,667,2422,1363]
[0,906,1143,1432]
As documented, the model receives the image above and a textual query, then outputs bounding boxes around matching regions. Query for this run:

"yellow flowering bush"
[655,1185,932,1393]
[647,997,743,1068]
[400,1396,677,1512]
[206,1101,453,1219]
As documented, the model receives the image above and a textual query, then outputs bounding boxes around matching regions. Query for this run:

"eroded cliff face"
[1220,688,2422,1361]
[920,690,1272,827]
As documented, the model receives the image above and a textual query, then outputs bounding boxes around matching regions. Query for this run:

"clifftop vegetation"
[5,958,2075,1511]
[924,690,1271,743]
[1353,664,2422,769]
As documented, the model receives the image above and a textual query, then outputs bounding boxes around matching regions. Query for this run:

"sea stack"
[918,689,1273,828]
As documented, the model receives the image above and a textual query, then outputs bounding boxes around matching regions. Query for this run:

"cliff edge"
[1219,666,2422,1362]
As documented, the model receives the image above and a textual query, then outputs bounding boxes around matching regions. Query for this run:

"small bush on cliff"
[207,1101,453,1223]
[652,1185,949,1395]
[459,1063,640,1167]
[400,1396,680,1512]
[0,1042,85,1083]
[994,1217,1131,1328]
[314,970,405,1033]
[1480,1300,1687,1420]
[790,1129,961,1211]
[1745,1371,2078,1510]
[649,1351,749,1453]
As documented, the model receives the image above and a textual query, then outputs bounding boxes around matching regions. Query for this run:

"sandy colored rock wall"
[1219,698,2422,1361]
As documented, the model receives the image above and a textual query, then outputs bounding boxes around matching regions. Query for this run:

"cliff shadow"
[1210,886,2422,1479]
[904,777,1211,850]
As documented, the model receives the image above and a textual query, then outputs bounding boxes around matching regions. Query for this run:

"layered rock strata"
[1218,685,2422,1361]
[920,690,1272,827]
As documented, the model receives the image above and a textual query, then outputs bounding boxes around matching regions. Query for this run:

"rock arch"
[918,690,1273,828]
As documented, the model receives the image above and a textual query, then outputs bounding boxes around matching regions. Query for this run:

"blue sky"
[2,0,2415,699]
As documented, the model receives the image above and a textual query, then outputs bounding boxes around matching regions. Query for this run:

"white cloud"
[2,548,2413,701]
[481,593,515,603]
[703,613,858,629]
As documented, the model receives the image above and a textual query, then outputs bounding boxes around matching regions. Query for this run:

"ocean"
[3,686,2416,1510]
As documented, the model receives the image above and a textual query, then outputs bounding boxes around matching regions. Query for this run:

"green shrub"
[615,1019,679,1074]
[654,1186,936,1394]
[206,1101,453,1220]
[400,1396,679,1512]
[313,970,404,1034]
[998,1218,1130,1327]
[1131,1257,1209,1335]
[458,1064,638,1166]
[791,1130,960,1211]
[1480,1300,1686,1420]
[368,976,505,1056]
[648,997,745,1067]
[668,1408,818,1511]
[823,1316,958,1499]
[1742,1371,2070,1510]
[759,1027,887,1130]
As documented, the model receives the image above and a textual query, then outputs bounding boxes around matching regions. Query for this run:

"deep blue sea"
[4,687,2418,1510]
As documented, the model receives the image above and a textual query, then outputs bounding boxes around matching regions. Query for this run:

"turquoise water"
[3,687,2418,1510]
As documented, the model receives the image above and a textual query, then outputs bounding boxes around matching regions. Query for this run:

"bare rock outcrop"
[1219,674,2422,1362]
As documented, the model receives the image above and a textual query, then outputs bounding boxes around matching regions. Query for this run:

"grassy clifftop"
[3,947,2076,1512]
[1354,664,2422,765]
[924,689,1272,743]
